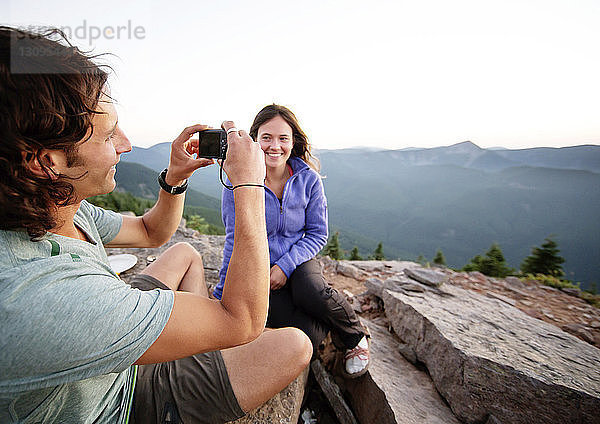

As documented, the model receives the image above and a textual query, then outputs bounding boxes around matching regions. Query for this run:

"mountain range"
[118,141,600,288]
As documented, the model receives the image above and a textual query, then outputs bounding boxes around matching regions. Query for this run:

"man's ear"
[22,149,65,179]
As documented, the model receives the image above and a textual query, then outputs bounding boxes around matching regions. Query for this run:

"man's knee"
[169,242,203,262]
[280,327,313,371]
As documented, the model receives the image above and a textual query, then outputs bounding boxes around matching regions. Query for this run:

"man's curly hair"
[0,26,110,240]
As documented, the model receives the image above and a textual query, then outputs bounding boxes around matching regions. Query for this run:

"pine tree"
[370,242,385,260]
[322,232,342,260]
[349,246,362,261]
[521,236,565,277]
[433,249,446,266]
[463,243,513,277]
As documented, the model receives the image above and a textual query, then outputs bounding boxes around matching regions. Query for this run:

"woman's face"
[257,115,293,170]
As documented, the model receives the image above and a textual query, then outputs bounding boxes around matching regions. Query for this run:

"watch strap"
[158,168,188,195]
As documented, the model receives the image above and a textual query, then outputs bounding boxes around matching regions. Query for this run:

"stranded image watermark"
[59,20,146,45]
[10,21,146,73]
[17,20,146,45]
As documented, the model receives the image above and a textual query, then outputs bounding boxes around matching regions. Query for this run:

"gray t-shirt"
[0,201,175,423]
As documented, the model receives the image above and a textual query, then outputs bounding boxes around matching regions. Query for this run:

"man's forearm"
[220,187,269,333]
[141,185,186,246]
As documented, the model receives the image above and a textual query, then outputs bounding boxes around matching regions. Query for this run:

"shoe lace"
[344,346,369,362]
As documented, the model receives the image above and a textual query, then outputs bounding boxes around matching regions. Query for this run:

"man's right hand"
[221,121,265,186]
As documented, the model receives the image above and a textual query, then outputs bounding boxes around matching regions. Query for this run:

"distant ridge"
[121,141,600,286]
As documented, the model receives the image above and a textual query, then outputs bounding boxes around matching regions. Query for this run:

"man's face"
[60,94,132,201]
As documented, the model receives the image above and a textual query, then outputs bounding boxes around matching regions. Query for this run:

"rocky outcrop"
[110,224,600,424]
[341,318,461,424]
[228,367,309,424]
[375,272,600,424]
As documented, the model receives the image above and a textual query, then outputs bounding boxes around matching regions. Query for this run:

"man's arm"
[107,124,213,248]
[134,123,270,363]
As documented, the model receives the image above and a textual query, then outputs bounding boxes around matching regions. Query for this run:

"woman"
[214,104,369,377]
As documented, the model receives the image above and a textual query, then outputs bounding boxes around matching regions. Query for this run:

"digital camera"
[197,129,227,159]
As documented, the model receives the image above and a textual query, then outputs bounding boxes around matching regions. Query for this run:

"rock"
[504,276,526,289]
[562,323,595,344]
[349,260,419,274]
[381,284,600,424]
[503,285,530,299]
[228,366,309,424]
[318,256,337,272]
[485,415,503,424]
[397,343,417,365]
[561,287,582,297]
[467,271,488,284]
[384,276,427,293]
[539,285,560,292]
[342,319,461,424]
[311,360,358,424]
[365,278,384,298]
[405,268,448,287]
[337,261,363,279]
[485,291,517,306]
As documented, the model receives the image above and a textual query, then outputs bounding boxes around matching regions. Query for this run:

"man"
[0,26,312,423]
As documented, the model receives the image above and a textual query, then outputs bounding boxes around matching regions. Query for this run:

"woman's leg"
[267,284,328,353]
[287,258,364,350]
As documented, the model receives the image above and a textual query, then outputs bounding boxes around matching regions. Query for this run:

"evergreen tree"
[416,254,426,265]
[433,249,446,266]
[322,232,342,260]
[370,242,385,260]
[463,243,513,277]
[349,246,362,261]
[521,236,565,277]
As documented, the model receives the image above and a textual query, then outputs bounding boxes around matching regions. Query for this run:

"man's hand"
[221,121,265,187]
[165,124,216,186]
[270,265,287,290]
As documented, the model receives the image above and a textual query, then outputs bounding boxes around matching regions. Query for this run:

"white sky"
[5,0,600,150]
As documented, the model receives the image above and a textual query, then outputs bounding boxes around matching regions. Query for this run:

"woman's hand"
[270,265,288,290]
[166,124,215,186]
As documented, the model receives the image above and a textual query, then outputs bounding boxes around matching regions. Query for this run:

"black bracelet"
[232,183,265,190]
[157,168,188,195]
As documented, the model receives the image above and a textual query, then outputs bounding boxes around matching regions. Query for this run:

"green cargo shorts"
[128,274,246,424]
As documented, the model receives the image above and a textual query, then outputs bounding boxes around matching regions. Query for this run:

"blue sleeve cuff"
[275,254,296,278]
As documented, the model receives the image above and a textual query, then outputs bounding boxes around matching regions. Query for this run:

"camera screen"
[198,130,223,158]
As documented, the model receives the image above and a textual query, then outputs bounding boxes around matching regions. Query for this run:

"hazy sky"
[5,0,600,150]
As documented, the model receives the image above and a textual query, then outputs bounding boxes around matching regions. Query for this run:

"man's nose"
[114,127,132,154]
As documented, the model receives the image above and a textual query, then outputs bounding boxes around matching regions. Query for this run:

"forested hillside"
[119,142,600,287]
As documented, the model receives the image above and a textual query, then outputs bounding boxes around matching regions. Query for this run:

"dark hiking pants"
[266,258,364,353]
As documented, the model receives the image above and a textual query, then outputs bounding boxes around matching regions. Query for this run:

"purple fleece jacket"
[213,156,328,300]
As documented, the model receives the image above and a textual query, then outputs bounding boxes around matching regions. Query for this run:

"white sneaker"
[344,336,370,378]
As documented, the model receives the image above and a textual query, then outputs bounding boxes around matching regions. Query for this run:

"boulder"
[348,260,419,274]
[382,284,600,424]
[405,268,448,287]
[561,287,582,297]
[342,318,461,424]
[228,366,309,424]
[336,261,363,279]
[365,278,384,298]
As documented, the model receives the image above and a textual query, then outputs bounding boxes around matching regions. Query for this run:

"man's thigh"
[131,351,245,424]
